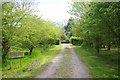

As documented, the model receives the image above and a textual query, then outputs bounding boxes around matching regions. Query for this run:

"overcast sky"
[34,0,72,25]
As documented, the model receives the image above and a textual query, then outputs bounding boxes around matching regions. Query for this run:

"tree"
[18,15,41,55]
[64,17,74,39]
[18,15,61,55]
[2,1,33,62]
[69,1,120,53]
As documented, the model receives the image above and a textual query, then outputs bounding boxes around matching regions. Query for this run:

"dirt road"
[35,44,90,78]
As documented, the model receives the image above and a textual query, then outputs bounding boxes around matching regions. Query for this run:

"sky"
[34,0,72,25]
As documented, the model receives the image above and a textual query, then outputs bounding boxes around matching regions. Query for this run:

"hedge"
[71,37,83,45]
[61,40,70,43]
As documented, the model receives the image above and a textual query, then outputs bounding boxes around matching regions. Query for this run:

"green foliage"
[70,37,83,45]
[61,40,70,43]
[24,52,29,55]
[74,46,119,78]
[2,2,28,62]
[64,17,74,38]
[2,1,61,57]
[2,45,61,78]
[70,2,119,78]
[69,2,120,52]
[60,32,70,43]
[55,40,60,45]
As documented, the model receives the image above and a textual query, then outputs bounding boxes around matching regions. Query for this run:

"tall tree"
[69,1,120,53]
[64,17,74,38]
[2,1,33,62]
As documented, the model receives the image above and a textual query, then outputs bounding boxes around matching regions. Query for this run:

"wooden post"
[20,57,22,67]
[10,59,12,70]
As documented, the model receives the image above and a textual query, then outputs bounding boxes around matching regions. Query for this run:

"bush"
[48,39,54,44]
[55,40,60,45]
[71,37,83,45]
[24,52,29,55]
[61,39,70,43]
[47,39,60,45]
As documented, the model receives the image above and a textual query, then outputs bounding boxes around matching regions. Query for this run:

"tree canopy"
[2,1,61,62]
[69,1,120,52]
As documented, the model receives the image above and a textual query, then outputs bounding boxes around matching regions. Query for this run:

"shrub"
[61,39,70,43]
[47,39,60,45]
[71,37,83,45]
[24,52,29,55]
[55,40,60,45]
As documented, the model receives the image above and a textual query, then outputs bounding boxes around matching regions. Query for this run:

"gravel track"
[35,44,90,78]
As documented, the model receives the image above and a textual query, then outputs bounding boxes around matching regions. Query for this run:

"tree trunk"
[107,43,111,50]
[103,45,105,48]
[96,45,100,53]
[90,42,93,47]
[95,43,100,53]
[95,41,100,53]
[29,47,33,55]
[117,37,120,55]
[2,44,10,63]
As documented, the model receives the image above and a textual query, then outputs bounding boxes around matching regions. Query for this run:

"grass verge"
[73,45,119,78]
[2,45,61,78]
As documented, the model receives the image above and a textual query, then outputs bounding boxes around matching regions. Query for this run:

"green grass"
[2,45,61,78]
[73,45,119,78]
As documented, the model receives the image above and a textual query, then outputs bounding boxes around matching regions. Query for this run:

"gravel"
[35,44,90,78]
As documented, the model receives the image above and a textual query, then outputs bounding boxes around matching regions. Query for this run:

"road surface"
[35,44,90,78]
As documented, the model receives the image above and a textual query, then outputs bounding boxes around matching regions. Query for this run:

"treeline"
[2,2,61,62]
[68,2,120,53]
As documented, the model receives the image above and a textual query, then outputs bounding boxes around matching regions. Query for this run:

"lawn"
[2,45,61,78]
[73,45,119,78]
